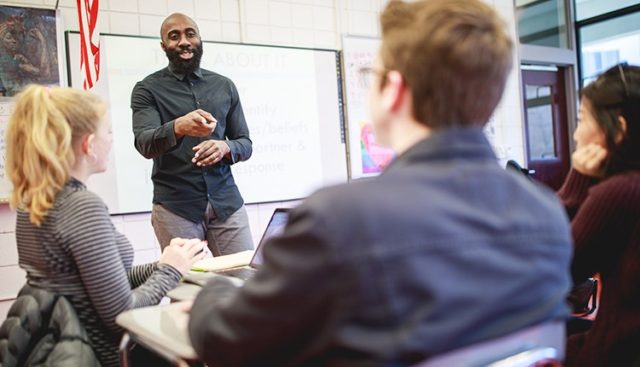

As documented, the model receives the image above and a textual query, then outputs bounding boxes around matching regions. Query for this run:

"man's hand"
[174,109,217,138]
[572,143,608,178]
[192,140,231,166]
[179,300,193,313]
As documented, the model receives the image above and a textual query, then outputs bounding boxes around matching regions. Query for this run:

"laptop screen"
[250,208,290,267]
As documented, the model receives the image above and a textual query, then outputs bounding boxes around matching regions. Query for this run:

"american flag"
[76,0,100,90]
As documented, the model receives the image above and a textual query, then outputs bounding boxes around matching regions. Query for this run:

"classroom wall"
[0,0,523,321]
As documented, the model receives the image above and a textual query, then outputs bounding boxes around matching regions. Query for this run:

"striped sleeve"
[57,191,181,333]
[129,264,182,306]
[128,263,157,288]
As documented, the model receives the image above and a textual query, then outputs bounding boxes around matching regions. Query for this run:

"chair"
[568,277,598,317]
[506,160,536,181]
[414,320,565,367]
[488,347,562,367]
[566,278,598,336]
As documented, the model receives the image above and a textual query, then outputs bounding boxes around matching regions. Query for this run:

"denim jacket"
[189,128,572,367]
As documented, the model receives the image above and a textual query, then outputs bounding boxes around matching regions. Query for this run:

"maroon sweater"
[558,169,640,367]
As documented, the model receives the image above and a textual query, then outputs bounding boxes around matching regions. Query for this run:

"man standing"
[188,0,573,365]
[131,13,253,256]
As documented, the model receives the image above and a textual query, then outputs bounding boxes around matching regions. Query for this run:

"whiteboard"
[341,36,395,179]
[66,33,348,214]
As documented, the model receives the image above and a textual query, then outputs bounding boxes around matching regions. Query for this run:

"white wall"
[0,0,524,321]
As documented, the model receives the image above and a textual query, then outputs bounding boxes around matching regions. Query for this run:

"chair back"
[506,160,535,181]
[568,278,598,316]
[414,320,565,367]
[488,347,561,367]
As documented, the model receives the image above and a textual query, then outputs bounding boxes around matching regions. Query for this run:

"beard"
[165,42,203,76]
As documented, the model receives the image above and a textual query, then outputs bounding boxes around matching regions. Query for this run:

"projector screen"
[66,32,347,214]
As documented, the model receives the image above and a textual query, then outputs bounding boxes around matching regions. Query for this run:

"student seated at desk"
[3,85,205,367]
[558,64,640,367]
[187,1,573,366]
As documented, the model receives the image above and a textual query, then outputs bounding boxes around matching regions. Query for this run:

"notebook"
[187,208,291,282]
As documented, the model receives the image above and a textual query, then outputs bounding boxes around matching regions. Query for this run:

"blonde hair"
[379,0,513,127]
[5,85,106,225]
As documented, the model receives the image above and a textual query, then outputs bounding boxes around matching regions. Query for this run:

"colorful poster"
[0,6,59,96]
[359,121,394,173]
[342,36,395,179]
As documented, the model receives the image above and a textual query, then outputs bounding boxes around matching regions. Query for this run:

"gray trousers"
[151,203,254,256]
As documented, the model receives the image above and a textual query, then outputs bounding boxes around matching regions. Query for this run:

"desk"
[117,273,243,366]
[167,283,202,302]
[116,303,199,367]
[167,272,244,302]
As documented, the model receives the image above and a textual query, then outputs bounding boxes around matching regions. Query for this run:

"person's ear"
[380,70,405,112]
[615,115,627,144]
[81,133,96,155]
[160,40,166,52]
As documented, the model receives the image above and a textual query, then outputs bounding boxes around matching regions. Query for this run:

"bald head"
[160,13,199,43]
[159,12,203,75]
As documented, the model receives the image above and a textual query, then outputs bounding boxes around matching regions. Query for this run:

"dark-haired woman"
[559,64,640,367]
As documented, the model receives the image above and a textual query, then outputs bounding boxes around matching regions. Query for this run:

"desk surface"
[116,273,245,362]
[167,283,202,302]
[167,272,245,302]
[116,302,197,360]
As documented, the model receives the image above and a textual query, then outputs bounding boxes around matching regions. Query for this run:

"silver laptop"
[184,208,290,284]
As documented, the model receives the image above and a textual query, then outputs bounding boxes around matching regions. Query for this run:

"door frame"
[521,66,572,190]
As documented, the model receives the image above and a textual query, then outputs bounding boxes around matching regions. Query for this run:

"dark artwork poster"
[0,6,59,97]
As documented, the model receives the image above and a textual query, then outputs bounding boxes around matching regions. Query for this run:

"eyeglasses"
[618,63,629,98]
[358,66,387,89]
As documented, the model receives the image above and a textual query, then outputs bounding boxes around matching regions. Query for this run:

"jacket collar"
[384,127,497,174]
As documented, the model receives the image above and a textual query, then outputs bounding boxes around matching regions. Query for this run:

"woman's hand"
[572,143,608,178]
[159,238,207,274]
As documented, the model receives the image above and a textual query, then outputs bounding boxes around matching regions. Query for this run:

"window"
[575,0,640,21]
[516,0,569,48]
[578,11,640,85]
[525,85,557,159]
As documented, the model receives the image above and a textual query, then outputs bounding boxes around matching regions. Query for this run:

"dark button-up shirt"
[131,66,252,222]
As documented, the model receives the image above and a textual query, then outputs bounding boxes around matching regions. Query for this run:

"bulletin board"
[0,5,62,203]
[341,35,526,177]
[341,35,395,179]
[0,98,11,202]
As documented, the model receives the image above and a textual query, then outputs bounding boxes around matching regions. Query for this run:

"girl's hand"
[159,238,207,274]
[572,143,607,177]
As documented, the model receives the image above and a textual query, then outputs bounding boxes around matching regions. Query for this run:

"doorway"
[521,67,571,190]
